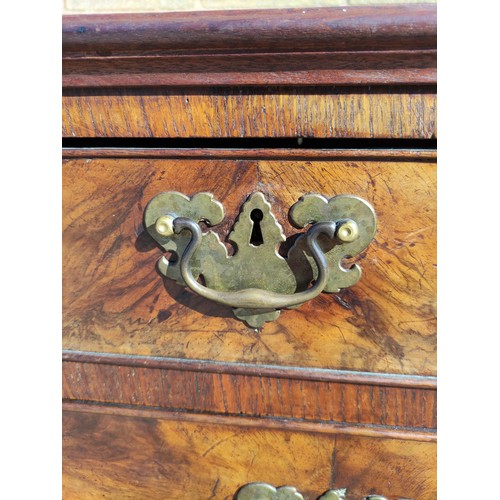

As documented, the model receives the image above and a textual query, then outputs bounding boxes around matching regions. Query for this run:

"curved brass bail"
[174,217,336,310]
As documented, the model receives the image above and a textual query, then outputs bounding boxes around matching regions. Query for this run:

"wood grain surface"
[62,87,437,139]
[62,5,436,88]
[332,434,436,500]
[62,148,438,161]
[62,154,436,375]
[62,353,436,433]
[63,52,436,88]
[62,6,437,496]
[63,6,436,56]
[62,409,437,499]
[62,349,437,388]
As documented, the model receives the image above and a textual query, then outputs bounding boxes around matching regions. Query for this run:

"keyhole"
[250,209,264,246]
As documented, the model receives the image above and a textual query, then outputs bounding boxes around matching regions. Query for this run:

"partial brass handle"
[235,482,394,500]
[144,191,376,327]
[173,217,336,310]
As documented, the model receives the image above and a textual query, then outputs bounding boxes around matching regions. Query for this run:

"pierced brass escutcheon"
[143,191,376,327]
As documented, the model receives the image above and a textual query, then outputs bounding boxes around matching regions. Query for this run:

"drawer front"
[62,408,437,500]
[62,88,436,140]
[63,152,436,376]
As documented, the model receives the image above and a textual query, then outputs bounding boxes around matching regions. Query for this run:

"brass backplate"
[144,191,376,327]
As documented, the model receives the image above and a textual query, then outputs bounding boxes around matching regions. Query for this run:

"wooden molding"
[62,4,436,87]
[62,147,438,160]
[63,351,437,436]
[63,350,437,389]
[63,402,436,442]
[62,5,437,55]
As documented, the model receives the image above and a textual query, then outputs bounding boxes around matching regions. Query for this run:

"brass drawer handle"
[236,483,348,499]
[236,483,307,500]
[235,483,398,500]
[167,216,336,310]
[144,191,376,327]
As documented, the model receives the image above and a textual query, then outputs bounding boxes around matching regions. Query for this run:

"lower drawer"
[62,407,436,500]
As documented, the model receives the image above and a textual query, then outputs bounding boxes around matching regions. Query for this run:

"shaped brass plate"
[144,191,376,327]
[235,483,348,500]
[236,483,305,500]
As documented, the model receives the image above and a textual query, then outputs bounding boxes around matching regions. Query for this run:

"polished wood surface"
[63,402,435,442]
[62,5,436,88]
[62,87,437,139]
[62,408,436,499]
[62,149,438,160]
[62,349,437,388]
[63,5,436,55]
[62,6,437,497]
[62,153,436,375]
[63,352,436,436]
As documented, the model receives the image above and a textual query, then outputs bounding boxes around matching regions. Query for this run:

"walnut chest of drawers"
[62,5,437,499]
